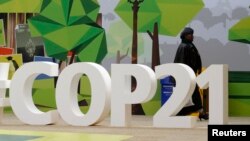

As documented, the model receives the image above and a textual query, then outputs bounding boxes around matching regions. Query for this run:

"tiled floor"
[1,114,249,141]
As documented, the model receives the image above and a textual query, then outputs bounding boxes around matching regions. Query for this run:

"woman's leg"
[177,85,202,115]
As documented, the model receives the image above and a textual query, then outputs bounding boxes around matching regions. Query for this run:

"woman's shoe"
[199,112,209,121]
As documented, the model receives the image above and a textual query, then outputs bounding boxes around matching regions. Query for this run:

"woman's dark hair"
[180,27,194,39]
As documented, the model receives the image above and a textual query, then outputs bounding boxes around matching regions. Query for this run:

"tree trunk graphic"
[128,0,145,115]
[116,48,129,63]
[147,22,160,71]
[129,0,143,64]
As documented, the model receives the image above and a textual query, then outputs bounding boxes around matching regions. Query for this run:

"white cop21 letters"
[0,62,228,128]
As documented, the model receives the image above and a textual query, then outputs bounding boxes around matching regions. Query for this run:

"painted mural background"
[0,0,250,116]
[0,0,250,71]
[100,0,250,71]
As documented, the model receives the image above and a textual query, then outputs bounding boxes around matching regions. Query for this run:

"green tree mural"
[229,16,250,44]
[28,0,107,64]
[115,0,204,69]
[115,0,204,115]
[0,0,42,13]
[0,0,107,113]
[106,21,144,63]
[0,0,107,64]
